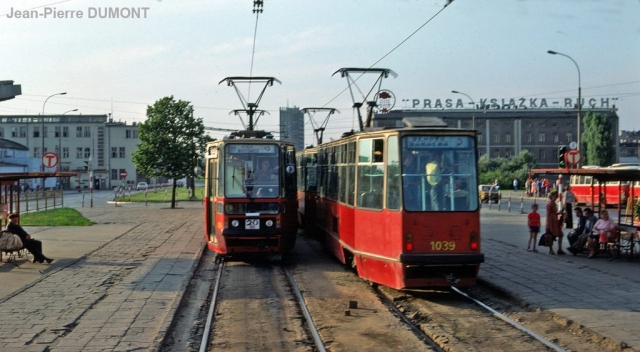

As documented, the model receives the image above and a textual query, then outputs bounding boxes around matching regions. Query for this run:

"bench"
[0,231,31,265]
[611,225,640,260]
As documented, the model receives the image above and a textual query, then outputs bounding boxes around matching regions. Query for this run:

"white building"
[0,114,142,190]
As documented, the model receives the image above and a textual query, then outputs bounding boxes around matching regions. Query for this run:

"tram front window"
[224,144,280,199]
[400,136,479,211]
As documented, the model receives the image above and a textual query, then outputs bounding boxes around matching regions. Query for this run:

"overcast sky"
[1,0,638,144]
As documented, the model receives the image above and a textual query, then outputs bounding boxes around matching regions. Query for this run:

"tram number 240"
[430,241,456,251]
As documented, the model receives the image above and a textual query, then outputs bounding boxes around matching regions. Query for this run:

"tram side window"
[347,141,356,205]
[386,136,400,210]
[357,138,384,210]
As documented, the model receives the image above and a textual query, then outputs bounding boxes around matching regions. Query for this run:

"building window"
[552,133,559,143]
[565,133,573,143]
[33,147,40,158]
[84,126,91,138]
[111,169,119,180]
[537,122,546,128]
[76,147,83,158]
[119,147,126,158]
[505,134,511,143]
[478,134,483,143]
[111,147,118,158]
[125,129,138,139]
[34,126,41,138]
[20,127,26,138]
[552,122,559,128]
[62,126,69,138]
[0,127,3,138]
[525,122,532,128]
[538,133,546,143]
[76,127,83,138]
[505,122,511,127]
[11,127,18,138]
[526,133,532,143]
[505,149,512,158]
[492,149,500,158]
[63,147,69,159]
[84,148,91,158]
[539,149,546,160]
[43,126,48,138]
[493,134,500,143]
[55,126,61,138]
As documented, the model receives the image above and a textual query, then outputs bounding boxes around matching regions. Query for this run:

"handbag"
[538,232,554,247]
[598,231,610,243]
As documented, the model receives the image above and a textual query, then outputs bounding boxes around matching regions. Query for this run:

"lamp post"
[451,90,476,130]
[547,50,581,156]
[41,92,67,190]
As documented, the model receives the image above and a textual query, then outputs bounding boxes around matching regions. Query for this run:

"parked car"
[479,185,501,203]
[136,182,149,191]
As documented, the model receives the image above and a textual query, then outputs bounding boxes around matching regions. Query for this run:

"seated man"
[5,213,53,264]
[568,207,596,255]
[566,207,585,247]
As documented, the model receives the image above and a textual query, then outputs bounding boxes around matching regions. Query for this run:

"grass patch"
[116,187,204,203]
[19,208,95,226]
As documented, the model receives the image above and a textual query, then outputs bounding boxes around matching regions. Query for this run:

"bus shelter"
[531,167,640,258]
[0,172,78,227]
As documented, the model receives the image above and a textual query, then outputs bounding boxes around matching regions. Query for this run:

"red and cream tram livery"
[297,127,484,289]
[204,132,298,256]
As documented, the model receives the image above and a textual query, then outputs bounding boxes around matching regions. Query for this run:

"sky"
[1,0,639,145]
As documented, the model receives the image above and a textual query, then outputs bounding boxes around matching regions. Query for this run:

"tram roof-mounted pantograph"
[300,107,340,145]
[332,68,397,132]
[218,76,281,136]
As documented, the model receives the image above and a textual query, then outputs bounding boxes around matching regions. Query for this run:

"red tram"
[203,131,298,256]
[296,124,484,289]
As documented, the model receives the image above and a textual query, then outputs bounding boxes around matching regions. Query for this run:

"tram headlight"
[231,220,239,228]
[265,220,274,227]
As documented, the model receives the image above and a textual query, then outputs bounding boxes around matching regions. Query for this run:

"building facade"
[374,107,620,168]
[0,114,141,190]
[279,106,304,151]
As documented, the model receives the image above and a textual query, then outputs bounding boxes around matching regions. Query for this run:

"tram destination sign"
[405,136,470,148]
[227,144,276,154]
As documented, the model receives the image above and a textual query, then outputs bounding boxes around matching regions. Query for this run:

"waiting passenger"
[587,210,617,259]
[5,213,53,264]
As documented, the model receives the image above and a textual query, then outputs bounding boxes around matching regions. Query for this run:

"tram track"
[374,282,616,352]
[199,257,323,352]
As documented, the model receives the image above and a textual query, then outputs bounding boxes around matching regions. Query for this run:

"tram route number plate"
[245,219,260,230]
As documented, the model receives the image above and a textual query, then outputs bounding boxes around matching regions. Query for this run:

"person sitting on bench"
[5,213,53,264]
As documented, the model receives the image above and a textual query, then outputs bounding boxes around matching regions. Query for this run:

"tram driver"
[255,158,278,182]
[426,152,446,210]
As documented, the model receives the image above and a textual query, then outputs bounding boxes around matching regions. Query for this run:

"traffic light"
[558,146,567,168]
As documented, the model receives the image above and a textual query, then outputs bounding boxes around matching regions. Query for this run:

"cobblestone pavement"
[0,202,205,352]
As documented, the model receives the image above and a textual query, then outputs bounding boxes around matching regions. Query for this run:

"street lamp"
[41,92,67,189]
[547,50,581,156]
[452,90,476,130]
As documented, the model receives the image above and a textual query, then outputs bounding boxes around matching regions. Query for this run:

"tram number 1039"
[246,219,260,230]
[430,241,456,251]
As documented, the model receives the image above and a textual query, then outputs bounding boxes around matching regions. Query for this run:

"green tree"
[478,150,538,188]
[581,110,615,166]
[132,96,208,208]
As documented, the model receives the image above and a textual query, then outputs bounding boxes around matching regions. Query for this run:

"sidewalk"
[0,202,205,351]
[1,203,639,351]
[480,208,640,350]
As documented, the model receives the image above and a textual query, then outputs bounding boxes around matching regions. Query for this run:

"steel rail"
[199,257,224,352]
[451,287,566,352]
[284,268,326,352]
